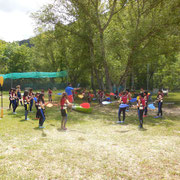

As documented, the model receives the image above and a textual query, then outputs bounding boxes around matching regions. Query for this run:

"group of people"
[117,88,164,129]
[8,83,164,130]
[9,86,53,128]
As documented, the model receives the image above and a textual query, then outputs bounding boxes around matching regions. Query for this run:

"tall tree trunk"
[89,39,100,90]
[99,32,112,91]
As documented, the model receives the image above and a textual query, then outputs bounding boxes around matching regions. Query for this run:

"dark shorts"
[61,109,67,117]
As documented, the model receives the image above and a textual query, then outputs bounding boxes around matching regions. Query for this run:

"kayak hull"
[72,106,92,113]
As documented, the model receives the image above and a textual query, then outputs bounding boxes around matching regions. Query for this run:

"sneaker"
[39,126,44,129]
[116,121,121,124]
[25,118,29,120]
[13,112,17,114]
[126,109,129,112]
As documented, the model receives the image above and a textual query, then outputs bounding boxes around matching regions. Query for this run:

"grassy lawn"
[0,92,180,179]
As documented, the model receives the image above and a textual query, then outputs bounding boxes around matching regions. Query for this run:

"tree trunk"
[99,32,112,91]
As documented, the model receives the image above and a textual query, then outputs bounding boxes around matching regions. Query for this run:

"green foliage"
[0,0,179,90]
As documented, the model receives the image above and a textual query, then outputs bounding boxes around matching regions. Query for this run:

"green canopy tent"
[1,71,68,80]
[0,71,68,90]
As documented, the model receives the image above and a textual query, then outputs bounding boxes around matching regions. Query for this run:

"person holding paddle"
[23,90,32,120]
[29,88,34,112]
[154,90,163,118]
[117,92,129,124]
[60,92,72,130]
[65,83,80,103]
[38,93,46,128]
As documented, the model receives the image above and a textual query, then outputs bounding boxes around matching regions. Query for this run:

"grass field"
[0,92,180,179]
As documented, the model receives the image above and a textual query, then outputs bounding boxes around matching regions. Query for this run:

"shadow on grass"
[93,107,177,128]
[20,119,27,122]
[33,127,47,137]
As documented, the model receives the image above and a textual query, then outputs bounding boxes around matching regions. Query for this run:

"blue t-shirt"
[65,86,74,95]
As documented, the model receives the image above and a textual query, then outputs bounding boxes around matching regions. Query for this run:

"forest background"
[0,0,179,91]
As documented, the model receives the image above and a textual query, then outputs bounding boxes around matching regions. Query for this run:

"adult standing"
[65,83,80,103]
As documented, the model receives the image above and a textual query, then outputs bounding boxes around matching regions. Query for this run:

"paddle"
[80,103,90,109]
[129,98,137,103]
[148,103,156,109]
[119,104,129,108]
[78,94,84,99]
[102,101,118,105]
[33,97,37,102]
[46,103,53,108]
[110,92,115,96]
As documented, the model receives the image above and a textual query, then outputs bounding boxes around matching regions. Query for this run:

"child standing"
[34,92,40,119]
[12,88,18,114]
[143,91,149,117]
[137,93,146,128]
[117,92,128,124]
[16,85,23,106]
[29,88,34,112]
[38,94,46,128]
[155,90,163,118]
[48,88,53,102]
[23,90,30,120]
[60,93,71,130]
[9,88,13,109]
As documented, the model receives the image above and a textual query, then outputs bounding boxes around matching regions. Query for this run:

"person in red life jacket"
[60,92,72,130]
[29,88,34,112]
[126,89,132,111]
[34,92,40,119]
[154,90,163,118]
[23,90,31,120]
[65,83,80,103]
[87,91,92,103]
[137,93,146,129]
[11,88,18,114]
[143,91,149,117]
[48,88,53,102]
[9,88,13,110]
[98,90,105,105]
[117,92,129,124]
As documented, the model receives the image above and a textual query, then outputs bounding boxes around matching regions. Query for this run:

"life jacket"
[11,93,17,100]
[48,90,52,95]
[61,97,67,110]
[139,98,145,110]
[23,96,29,105]
[157,94,163,103]
[121,95,127,104]
[38,101,45,110]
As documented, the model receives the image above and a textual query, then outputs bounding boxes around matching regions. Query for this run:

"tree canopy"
[0,0,179,91]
